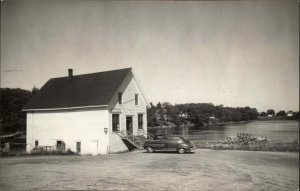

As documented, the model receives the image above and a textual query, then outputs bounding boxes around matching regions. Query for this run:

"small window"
[35,140,39,147]
[112,114,120,132]
[76,142,81,153]
[118,92,122,104]
[170,137,183,143]
[135,94,139,106]
[138,114,143,129]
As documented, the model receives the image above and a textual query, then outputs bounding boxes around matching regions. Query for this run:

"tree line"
[259,109,299,119]
[147,102,300,127]
[147,102,260,127]
[0,88,37,134]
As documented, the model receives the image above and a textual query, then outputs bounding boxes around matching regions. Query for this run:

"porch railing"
[115,129,154,149]
[137,129,154,139]
[116,129,154,139]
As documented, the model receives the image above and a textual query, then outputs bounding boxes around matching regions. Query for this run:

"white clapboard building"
[23,68,149,155]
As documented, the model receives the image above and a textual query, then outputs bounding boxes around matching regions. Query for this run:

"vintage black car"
[143,134,195,154]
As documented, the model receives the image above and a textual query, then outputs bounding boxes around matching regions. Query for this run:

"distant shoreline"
[148,119,299,129]
[148,120,251,129]
[207,120,250,126]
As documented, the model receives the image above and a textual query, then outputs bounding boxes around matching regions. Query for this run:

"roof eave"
[22,104,108,112]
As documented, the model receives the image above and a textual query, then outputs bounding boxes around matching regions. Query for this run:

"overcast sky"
[1,0,299,112]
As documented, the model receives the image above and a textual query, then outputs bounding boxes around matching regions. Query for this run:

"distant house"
[23,68,149,155]
[267,114,273,118]
[287,111,293,117]
[178,112,189,119]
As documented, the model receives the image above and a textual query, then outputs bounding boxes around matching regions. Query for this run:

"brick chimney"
[68,69,73,77]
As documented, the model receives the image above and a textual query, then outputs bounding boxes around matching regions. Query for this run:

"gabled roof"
[23,68,132,110]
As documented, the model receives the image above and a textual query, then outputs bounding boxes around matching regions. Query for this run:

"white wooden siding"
[108,72,147,136]
[26,108,109,155]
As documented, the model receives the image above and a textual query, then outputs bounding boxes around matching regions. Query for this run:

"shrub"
[196,141,299,152]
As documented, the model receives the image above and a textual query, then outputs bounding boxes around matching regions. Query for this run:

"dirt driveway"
[0,149,298,191]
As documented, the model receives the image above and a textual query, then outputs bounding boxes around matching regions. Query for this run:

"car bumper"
[187,147,196,153]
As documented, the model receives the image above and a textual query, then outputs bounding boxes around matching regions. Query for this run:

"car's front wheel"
[147,146,154,153]
[177,148,185,154]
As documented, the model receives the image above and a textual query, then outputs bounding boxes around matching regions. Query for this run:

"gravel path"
[0,150,298,191]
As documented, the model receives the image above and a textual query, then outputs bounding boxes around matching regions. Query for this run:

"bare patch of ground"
[0,150,298,191]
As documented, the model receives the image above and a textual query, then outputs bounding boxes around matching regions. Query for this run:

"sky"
[1,0,299,112]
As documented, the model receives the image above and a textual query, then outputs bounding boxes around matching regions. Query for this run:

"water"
[148,120,299,143]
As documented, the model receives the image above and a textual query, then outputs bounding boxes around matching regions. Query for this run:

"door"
[167,137,181,151]
[56,141,65,151]
[126,116,133,135]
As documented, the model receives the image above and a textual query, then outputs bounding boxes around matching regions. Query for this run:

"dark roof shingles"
[23,68,131,109]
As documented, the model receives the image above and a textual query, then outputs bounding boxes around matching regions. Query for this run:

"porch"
[115,129,154,150]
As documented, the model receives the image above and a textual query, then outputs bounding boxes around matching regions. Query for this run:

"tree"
[294,111,300,119]
[147,102,159,126]
[276,110,286,117]
[31,85,39,96]
[166,105,183,125]
[260,112,267,116]
[231,110,243,122]
[156,102,165,122]
[0,88,31,133]
[267,109,275,116]
[250,108,259,120]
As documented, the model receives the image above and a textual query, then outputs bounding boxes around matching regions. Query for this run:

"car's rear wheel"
[147,146,154,153]
[177,148,185,154]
